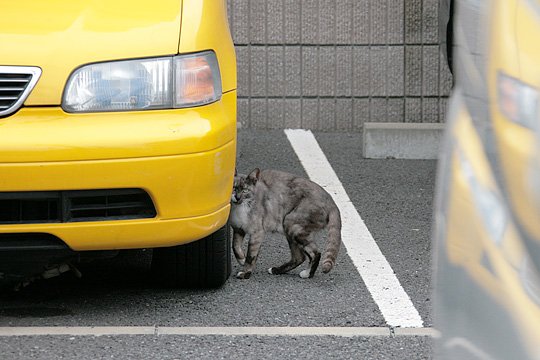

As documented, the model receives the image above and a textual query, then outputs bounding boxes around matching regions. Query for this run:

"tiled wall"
[227,0,454,131]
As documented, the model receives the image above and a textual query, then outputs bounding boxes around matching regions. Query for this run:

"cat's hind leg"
[268,240,305,275]
[299,243,321,279]
[282,201,325,278]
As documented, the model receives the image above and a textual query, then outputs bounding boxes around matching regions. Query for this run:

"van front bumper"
[0,91,236,251]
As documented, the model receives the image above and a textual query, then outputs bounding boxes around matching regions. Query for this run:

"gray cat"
[230,168,341,279]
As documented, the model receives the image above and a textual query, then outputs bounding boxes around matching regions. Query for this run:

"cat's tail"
[322,207,342,273]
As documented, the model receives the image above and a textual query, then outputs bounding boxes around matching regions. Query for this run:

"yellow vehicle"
[434,0,540,358]
[0,0,237,288]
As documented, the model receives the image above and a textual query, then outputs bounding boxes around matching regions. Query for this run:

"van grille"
[0,66,42,118]
[0,189,157,224]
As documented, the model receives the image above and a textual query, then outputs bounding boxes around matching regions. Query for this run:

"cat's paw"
[299,270,310,279]
[236,271,252,279]
[268,268,275,275]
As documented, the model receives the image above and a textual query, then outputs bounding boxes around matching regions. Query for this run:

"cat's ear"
[247,168,260,184]
[234,167,238,176]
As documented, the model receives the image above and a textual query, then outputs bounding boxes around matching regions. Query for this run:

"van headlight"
[497,72,539,129]
[62,51,222,113]
[458,149,508,244]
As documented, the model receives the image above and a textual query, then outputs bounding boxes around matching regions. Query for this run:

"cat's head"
[231,168,260,205]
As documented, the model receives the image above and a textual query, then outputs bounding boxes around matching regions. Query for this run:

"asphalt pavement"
[0,129,437,359]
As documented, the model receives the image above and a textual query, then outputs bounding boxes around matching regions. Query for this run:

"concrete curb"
[363,122,445,160]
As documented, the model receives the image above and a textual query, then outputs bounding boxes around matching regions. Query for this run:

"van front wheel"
[151,224,232,288]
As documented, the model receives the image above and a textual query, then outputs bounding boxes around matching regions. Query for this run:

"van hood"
[0,0,182,105]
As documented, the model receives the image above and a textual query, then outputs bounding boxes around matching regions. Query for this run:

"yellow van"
[0,0,237,288]
[435,0,540,358]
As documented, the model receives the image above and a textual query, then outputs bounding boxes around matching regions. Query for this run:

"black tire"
[151,224,231,288]
[446,13,454,73]
[446,0,454,74]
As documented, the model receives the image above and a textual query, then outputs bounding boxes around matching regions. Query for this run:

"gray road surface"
[0,129,437,359]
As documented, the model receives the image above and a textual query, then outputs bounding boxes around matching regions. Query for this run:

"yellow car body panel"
[442,94,540,357]
[487,0,540,241]
[435,0,540,357]
[0,0,236,103]
[0,92,236,163]
[0,137,235,221]
[0,0,183,105]
[179,0,236,93]
[0,0,237,252]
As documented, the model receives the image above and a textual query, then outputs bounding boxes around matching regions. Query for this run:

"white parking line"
[0,326,439,337]
[284,129,424,328]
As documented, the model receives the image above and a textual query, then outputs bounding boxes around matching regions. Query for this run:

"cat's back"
[259,169,302,195]
[259,169,334,204]
[259,169,296,185]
